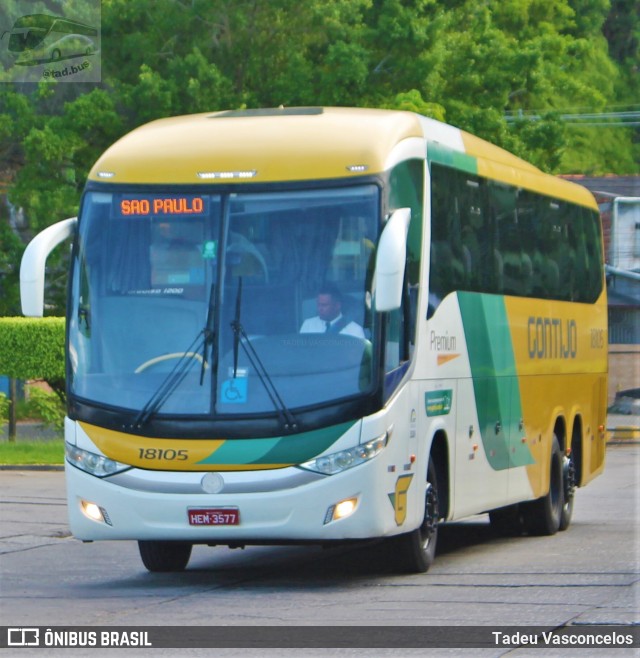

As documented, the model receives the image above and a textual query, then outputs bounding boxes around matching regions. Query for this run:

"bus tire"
[559,452,576,531]
[391,457,439,573]
[521,435,564,536]
[138,540,192,572]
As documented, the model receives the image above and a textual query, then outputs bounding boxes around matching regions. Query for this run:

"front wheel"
[138,541,192,572]
[390,457,439,573]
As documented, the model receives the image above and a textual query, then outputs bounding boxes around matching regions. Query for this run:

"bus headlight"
[66,443,130,478]
[299,432,388,475]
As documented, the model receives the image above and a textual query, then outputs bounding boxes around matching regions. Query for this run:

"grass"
[0,439,64,465]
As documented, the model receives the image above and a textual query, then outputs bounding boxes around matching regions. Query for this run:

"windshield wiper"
[200,283,216,385]
[133,284,215,429]
[230,278,298,432]
[132,334,205,429]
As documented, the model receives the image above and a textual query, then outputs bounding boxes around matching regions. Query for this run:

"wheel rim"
[419,482,439,551]
[563,455,576,513]
[550,453,563,518]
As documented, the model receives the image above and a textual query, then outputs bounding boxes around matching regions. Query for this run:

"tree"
[1,0,638,320]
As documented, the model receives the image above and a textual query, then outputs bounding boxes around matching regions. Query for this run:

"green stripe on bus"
[427,143,478,175]
[196,421,356,466]
[458,292,533,470]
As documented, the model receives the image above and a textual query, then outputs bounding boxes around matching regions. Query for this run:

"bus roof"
[89,107,423,185]
[88,107,596,209]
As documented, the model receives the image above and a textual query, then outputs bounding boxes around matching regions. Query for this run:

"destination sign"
[117,195,208,217]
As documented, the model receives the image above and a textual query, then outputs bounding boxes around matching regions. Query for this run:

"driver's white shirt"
[299,314,365,338]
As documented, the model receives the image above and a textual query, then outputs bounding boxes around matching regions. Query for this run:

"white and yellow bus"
[21,107,607,572]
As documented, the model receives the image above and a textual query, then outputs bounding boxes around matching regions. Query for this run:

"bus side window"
[385,308,403,371]
[580,208,604,302]
[383,285,412,399]
[430,166,469,306]
[430,162,603,305]
[556,206,576,301]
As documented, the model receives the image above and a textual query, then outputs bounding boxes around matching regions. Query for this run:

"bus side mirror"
[374,207,410,312]
[20,217,77,317]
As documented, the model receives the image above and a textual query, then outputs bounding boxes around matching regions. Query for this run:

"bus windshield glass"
[68,185,379,419]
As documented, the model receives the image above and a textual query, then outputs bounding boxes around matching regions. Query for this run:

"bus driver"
[300,284,365,338]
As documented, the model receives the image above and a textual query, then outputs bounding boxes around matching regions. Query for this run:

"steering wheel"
[134,352,208,374]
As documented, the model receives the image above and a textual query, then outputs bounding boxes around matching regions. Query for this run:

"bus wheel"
[559,452,576,531]
[521,435,564,536]
[138,540,192,572]
[391,457,439,573]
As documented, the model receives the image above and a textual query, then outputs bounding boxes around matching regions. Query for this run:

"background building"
[563,176,639,407]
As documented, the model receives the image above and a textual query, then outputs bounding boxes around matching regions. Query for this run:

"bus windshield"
[68,185,379,422]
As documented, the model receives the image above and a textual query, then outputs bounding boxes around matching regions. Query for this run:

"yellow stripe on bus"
[79,422,225,471]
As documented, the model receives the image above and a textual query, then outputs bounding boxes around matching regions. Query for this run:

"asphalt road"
[0,445,638,657]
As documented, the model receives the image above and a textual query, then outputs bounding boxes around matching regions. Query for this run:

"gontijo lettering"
[527,316,577,359]
[119,196,206,216]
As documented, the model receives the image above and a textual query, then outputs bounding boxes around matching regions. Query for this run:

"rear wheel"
[138,541,192,572]
[390,457,439,573]
[559,452,576,531]
[521,434,564,536]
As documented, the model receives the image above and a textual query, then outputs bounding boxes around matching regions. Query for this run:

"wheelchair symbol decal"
[221,378,248,403]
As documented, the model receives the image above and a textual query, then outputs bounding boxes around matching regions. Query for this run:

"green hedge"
[0,317,65,381]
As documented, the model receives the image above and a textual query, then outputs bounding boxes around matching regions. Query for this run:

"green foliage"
[24,387,65,432]
[2,0,637,202]
[1,0,638,320]
[0,393,9,423]
[0,318,65,398]
[0,439,64,465]
[604,0,640,64]
[0,218,23,316]
[385,90,446,122]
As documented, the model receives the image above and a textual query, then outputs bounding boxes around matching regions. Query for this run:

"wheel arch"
[569,414,584,487]
[553,415,567,453]
[429,429,450,521]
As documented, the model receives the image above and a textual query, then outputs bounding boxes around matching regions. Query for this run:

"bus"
[2,13,97,64]
[20,107,608,573]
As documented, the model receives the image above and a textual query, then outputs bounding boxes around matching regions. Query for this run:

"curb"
[607,440,640,446]
[607,426,640,444]
[0,464,64,471]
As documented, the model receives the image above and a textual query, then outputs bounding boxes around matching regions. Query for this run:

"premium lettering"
[430,330,456,352]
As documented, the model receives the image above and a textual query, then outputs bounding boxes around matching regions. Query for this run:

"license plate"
[188,508,240,526]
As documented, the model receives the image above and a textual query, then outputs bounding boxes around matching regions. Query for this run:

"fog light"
[335,498,357,518]
[81,500,112,525]
[324,497,358,524]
